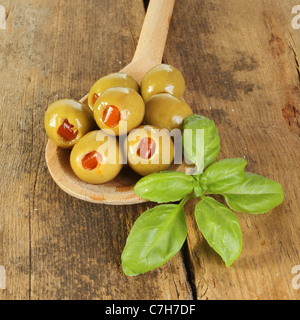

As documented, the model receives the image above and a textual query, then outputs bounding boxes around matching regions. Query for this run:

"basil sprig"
[121,115,284,275]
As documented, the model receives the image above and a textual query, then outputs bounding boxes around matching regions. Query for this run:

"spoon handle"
[132,0,176,65]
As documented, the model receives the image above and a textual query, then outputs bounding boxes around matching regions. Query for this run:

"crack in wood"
[291,46,300,83]
[199,283,208,299]
[181,242,198,300]
[143,0,150,11]
[172,278,180,299]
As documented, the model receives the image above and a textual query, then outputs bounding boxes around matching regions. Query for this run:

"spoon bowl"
[45,0,176,205]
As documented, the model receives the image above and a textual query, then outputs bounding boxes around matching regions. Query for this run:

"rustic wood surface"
[0,0,299,300]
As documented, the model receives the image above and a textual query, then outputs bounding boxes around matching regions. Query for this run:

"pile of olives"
[44,64,193,184]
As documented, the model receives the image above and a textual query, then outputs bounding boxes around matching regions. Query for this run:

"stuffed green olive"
[141,64,186,101]
[88,72,139,111]
[144,93,193,131]
[93,87,145,136]
[70,130,123,184]
[44,99,95,149]
[125,125,174,176]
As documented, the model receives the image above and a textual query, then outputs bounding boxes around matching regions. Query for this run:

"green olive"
[44,99,96,149]
[88,72,139,111]
[93,87,145,136]
[70,130,123,184]
[125,125,174,176]
[141,64,186,101]
[144,93,193,131]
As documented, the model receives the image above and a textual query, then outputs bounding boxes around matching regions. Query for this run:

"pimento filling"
[82,151,103,172]
[57,119,78,141]
[92,93,99,105]
[137,137,156,159]
[102,105,121,128]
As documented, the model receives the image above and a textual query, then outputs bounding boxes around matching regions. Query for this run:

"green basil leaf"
[121,204,187,276]
[134,171,194,203]
[201,158,247,193]
[194,196,242,267]
[222,172,284,214]
[182,114,220,171]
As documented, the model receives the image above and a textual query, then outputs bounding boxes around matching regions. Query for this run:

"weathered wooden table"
[0,0,299,300]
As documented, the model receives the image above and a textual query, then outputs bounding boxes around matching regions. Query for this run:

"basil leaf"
[134,171,194,203]
[222,172,284,214]
[201,158,247,193]
[121,204,187,276]
[182,114,220,171]
[194,196,242,267]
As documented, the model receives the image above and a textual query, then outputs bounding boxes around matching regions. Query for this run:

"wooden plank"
[1,0,299,301]
[0,0,192,299]
[164,0,300,299]
[0,0,32,299]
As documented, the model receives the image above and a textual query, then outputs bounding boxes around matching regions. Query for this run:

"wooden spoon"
[45,0,176,205]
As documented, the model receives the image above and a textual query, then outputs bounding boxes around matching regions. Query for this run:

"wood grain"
[0,0,299,300]
[164,0,300,299]
[0,0,191,300]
